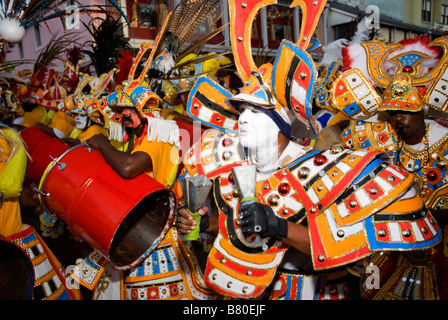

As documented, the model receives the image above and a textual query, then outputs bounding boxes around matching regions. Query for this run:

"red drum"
[19,126,70,184]
[37,144,176,270]
[0,236,35,300]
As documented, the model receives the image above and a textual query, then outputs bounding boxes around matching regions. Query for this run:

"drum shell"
[39,145,176,270]
[20,126,70,184]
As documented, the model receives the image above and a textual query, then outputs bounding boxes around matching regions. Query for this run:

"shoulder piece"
[305,150,419,270]
[309,187,440,271]
[285,148,389,217]
[331,68,382,120]
[183,129,247,179]
[364,188,441,252]
[187,76,239,133]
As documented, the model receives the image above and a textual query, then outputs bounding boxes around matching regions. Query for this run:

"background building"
[2,0,448,75]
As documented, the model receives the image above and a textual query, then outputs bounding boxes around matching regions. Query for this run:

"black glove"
[239,201,288,240]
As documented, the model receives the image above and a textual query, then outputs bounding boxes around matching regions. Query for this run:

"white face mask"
[75,114,89,130]
[238,104,280,154]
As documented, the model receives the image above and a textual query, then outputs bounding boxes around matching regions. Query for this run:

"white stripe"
[198,106,213,121]
[356,189,372,207]
[34,259,54,279]
[291,81,307,106]
[223,118,237,130]
[214,234,284,269]
[336,162,351,173]
[157,249,169,274]
[140,273,183,286]
[321,174,334,190]
[348,73,363,87]
[425,216,437,235]
[203,136,217,143]
[53,274,62,288]
[307,188,320,204]
[385,166,406,180]
[352,150,368,157]
[220,184,234,194]
[301,276,318,300]
[353,84,370,100]
[43,282,51,295]
[374,176,393,193]
[207,267,256,296]
[203,163,218,173]
[201,147,213,156]
[398,187,416,200]
[283,196,303,211]
[337,202,349,218]
[389,223,402,242]
[411,222,425,242]
[325,210,364,239]
[361,95,378,110]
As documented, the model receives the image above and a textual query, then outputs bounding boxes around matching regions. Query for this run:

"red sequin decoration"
[314,154,328,166]
[228,173,235,184]
[278,182,291,196]
[222,138,234,147]
[427,169,439,182]
[403,66,414,73]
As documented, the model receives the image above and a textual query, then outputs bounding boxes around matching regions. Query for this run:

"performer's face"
[238,103,280,150]
[75,114,89,130]
[388,110,425,144]
[121,108,142,129]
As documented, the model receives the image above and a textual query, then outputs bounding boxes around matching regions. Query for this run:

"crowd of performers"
[1,0,448,300]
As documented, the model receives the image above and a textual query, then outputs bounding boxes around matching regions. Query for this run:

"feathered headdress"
[333,35,448,120]
[314,17,373,129]
[144,0,232,105]
[187,0,327,139]
[82,12,132,76]
[0,0,133,43]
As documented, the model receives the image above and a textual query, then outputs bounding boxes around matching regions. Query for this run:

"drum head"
[109,189,175,268]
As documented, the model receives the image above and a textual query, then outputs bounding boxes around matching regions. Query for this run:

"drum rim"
[110,189,177,271]
[37,143,88,214]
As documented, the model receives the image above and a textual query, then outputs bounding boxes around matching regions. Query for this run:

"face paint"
[121,108,142,129]
[238,104,280,152]
[75,114,89,130]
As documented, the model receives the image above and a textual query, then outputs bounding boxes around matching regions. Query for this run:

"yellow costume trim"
[0,128,27,199]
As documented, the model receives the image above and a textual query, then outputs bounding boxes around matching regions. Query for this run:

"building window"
[18,42,24,60]
[422,0,431,23]
[33,26,41,50]
[266,4,294,43]
[442,5,448,25]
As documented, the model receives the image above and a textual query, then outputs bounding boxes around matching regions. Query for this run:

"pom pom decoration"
[0,19,26,43]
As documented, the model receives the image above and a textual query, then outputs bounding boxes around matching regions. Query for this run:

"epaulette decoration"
[184,129,247,179]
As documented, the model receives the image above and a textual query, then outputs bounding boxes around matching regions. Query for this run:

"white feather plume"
[350,17,371,45]
[320,39,349,66]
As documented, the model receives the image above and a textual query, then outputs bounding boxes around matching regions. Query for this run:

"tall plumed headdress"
[187,0,327,139]
[102,14,180,148]
[144,0,231,106]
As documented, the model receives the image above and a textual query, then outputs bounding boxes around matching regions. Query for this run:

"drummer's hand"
[177,206,208,235]
[86,134,110,150]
